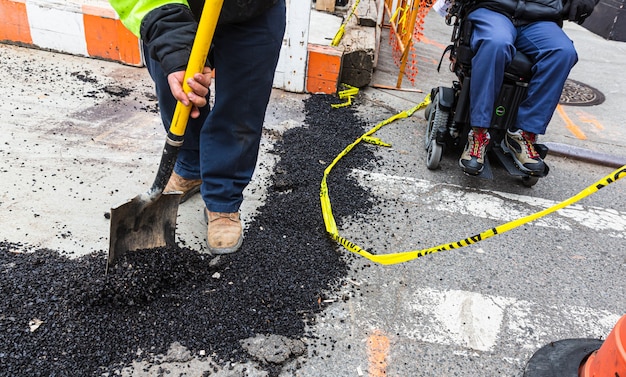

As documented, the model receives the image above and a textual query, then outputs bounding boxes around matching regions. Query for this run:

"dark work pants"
[145,0,286,213]
[467,8,578,135]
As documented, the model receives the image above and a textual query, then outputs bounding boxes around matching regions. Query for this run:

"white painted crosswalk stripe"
[351,169,626,238]
[399,287,620,352]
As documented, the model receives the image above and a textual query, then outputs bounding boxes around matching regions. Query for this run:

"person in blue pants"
[458,0,598,176]
[110,0,286,254]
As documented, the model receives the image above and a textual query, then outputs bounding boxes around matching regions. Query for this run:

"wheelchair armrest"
[506,52,533,81]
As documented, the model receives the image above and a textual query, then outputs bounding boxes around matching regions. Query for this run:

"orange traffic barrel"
[579,314,626,377]
[524,338,602,377]
[524,315,626,377]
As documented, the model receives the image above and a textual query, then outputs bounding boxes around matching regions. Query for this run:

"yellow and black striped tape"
[320,96,626,265]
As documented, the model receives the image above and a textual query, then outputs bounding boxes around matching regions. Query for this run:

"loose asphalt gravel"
[0,94,377,376]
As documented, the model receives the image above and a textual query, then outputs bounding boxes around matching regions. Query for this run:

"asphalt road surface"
[0,11,624,377]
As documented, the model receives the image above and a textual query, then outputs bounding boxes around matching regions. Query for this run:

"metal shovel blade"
[108,191,183,268]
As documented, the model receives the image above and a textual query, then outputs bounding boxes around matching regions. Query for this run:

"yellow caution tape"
[331,0,362,47]
[362,136,391,147]
[332,84,360,108]
[320,96,626,265]
[331,25,346,48]
[390,6,402,24]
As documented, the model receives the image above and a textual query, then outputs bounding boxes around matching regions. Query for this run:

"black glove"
[141,4,198,75]
[563,0,597,24]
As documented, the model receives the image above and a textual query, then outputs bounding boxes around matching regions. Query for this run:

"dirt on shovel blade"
[0,94,376,376]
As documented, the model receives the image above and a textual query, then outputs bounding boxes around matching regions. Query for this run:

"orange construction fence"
[383,0,432,88]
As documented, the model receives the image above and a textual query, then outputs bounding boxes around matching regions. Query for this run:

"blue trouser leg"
[515,22,578,135]
[144,43,208,181]
[467,8,578,135]
[144,0,285,213]
[202,0,285,213]
[467,8,516,129]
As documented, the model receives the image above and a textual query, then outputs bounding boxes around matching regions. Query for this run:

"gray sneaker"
[459,127,490,175]
[504,129,545,174]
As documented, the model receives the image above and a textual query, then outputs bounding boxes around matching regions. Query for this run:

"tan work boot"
[164,171,201,203]
[205,209,243,254]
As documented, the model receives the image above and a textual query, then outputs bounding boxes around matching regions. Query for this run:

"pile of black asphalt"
[0,94,377,376]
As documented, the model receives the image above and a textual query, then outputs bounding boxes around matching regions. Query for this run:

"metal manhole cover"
[559,79,605,106]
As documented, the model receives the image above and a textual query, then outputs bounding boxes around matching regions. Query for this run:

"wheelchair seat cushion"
[506,51,533,81]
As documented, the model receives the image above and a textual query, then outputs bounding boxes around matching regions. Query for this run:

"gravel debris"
[0,94,375,376]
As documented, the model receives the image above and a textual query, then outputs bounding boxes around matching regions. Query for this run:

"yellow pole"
[169,0,224,137]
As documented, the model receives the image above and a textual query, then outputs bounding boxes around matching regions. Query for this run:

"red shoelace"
[470,130,490,158]
[520,131,540,159]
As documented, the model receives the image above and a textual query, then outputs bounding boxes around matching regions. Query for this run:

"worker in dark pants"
[110,0,286,254]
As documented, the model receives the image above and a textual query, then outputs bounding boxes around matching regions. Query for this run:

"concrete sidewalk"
[0,42,305,256]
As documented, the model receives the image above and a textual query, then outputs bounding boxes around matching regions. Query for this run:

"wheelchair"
[424,0,549,187]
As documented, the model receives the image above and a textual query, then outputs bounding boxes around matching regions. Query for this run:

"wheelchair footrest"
[493,143,550,178]
[474,155,494,180]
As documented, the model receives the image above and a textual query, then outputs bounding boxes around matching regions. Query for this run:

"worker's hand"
[563,0,596,24]
[167,67,213,118]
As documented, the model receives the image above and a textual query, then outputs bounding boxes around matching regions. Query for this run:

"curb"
[0,0,142,66]
[544,142,626,168]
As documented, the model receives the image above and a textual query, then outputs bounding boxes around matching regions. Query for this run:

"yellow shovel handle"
[169,0,224,137]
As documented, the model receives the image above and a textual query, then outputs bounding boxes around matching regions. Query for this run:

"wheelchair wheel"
[521,175,539,187]
[425,92,448,169]
[426,138,444,170]
[424,102,433,123]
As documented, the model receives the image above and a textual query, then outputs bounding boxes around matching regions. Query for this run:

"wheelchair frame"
[424,0,549,187]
